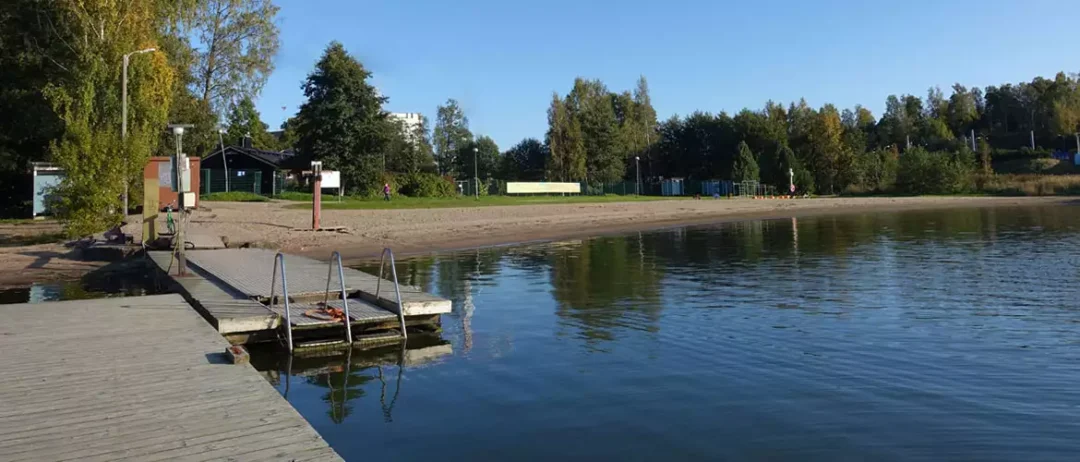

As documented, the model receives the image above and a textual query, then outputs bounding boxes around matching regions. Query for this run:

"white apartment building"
[389,112,423,143]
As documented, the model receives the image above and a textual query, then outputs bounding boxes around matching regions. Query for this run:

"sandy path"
[123,196,1073,263]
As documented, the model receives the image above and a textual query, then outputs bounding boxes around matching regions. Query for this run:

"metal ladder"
[322,251,353,345]
[269,252,295,352]
[375,247,408,341]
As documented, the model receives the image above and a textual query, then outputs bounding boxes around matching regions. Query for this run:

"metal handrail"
[323,251,353,345]
[375,247,408,341]
[269,252,294,352]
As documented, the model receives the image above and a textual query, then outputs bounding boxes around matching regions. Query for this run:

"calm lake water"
[0,261,156,304]
[251,205,1080,461]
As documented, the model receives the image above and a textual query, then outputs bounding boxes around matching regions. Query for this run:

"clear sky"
[257,0,1078,149]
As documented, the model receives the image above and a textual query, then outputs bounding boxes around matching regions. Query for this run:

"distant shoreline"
[1,195,1072,288]
[285,195,1074,263]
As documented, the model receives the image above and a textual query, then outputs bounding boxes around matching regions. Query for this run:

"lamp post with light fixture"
[121,47,157,215]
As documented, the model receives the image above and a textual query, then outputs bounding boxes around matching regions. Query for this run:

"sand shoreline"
[287,195,1073,263]
[1,195,1073,287]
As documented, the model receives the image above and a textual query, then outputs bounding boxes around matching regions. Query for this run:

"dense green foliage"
[732,142,759,182]
[546,76,658,183]
[396,173,456,198]
[193,0,279,116]
[500,138,547,181]
[5,0,1080,230]
[454,136,500,180]
[0,0,281,233]
[202,191,269,202]
[37,0,182,236]
[385,115,436,174]
[293,42,391,195]
[538,72,1080,195]
[225,96,279,149]
[433,99,471,175]
[895,148,975,194]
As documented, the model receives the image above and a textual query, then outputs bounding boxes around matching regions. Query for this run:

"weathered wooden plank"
[183,248,451,316]
[147,251,280,334]
[0,294,342,461]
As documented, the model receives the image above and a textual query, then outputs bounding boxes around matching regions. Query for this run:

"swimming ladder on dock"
[148,248,452,352]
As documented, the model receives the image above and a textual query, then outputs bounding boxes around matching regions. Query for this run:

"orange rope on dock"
[303,306,347,322]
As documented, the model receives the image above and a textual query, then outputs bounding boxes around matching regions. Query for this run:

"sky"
[257,0,1079,149]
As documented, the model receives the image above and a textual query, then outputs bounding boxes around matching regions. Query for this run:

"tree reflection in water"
[253,337,452,424]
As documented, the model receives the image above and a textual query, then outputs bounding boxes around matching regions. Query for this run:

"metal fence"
[201,169,263,195]
[450,178,780,197]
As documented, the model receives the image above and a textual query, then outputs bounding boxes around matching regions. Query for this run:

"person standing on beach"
[383,183,391,201]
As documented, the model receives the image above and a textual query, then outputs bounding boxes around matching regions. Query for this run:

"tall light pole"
[217,128,229,192]
[121,47,157,215]
[473,145,479,199]
[635,156,641,195]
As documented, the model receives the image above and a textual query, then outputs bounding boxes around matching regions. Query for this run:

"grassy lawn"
[202,191,270,202]
[0,231,67,247]
[0,218,42,225]
[282,194,682,210]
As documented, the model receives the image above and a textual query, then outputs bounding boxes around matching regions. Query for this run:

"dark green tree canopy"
[455,135,499,180]
[501,138,548,181]
[225,96,278,150]
[433,99,471,176]
[294,41,390,194]
[732,141,760,182]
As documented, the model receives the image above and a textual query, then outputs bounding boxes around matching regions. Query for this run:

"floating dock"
[0,294,342,461]
[148,248,452,350]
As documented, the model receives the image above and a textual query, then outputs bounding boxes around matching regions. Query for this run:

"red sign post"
[311,161,322,230]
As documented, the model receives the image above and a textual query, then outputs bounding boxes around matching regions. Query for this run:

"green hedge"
[397,173,456,198]
[896,148,975,194]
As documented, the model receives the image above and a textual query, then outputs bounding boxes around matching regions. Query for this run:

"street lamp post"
[473,146,479,199]
[121,47,157,215]
[217,128,229,192]
[635,156,641,195]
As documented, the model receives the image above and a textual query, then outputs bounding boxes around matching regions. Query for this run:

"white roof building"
[389,112,423,144]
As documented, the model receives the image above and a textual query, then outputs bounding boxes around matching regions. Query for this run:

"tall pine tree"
[294,41,390,195]
[732,141,760,182]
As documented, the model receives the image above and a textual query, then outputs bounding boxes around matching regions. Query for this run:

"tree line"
[0,0,280,232]
[535,72,1080,195]
[3,0,1080,231]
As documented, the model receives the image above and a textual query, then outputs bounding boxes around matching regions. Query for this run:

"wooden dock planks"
[147,251,279,335]
[0,294,342,461]
[184,248,451,316]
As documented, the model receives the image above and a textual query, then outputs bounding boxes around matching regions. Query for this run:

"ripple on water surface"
[253,205,1080,461]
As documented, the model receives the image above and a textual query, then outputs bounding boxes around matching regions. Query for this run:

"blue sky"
[258,0,1078,148]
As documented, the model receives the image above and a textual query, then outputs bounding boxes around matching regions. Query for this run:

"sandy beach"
[1,195,1073,287]
[138,195,1074,262]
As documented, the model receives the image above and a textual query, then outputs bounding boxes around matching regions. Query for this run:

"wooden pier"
[0,294,342,461]
[148,248,452,350]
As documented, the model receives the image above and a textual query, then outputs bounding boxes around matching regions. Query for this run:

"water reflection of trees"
[349,205,1080,350]
[252,339,452,424]
[548,235,665,345]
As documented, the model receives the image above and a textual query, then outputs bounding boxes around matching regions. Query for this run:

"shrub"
[397,173,456,198]
[979,174,1080,196]
[274,191,312,201]
[202,191,269,202]
[856,149,899,193]
[793,166,815,195]
[896,148,974,194]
